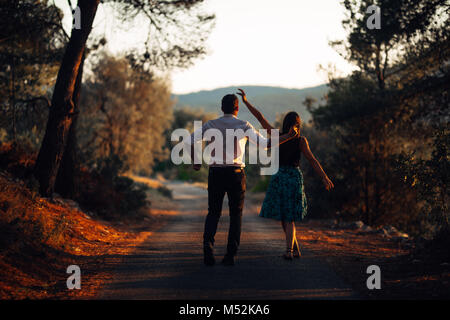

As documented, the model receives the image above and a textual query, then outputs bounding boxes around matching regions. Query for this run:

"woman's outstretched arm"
[237,88,274,131]
[300,136,334,191]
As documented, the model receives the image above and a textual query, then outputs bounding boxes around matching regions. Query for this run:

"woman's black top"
[279,137,301,167]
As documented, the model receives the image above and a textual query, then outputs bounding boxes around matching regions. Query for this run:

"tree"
[34,0,215,196]
[313,74,415,225]
[54,52,85,198]
[34,0,100,196]
[332,0,448,90]
[311,0,449,231]
[0,0,66,146]
[153,106,217,180]
[394,127,449,237]
[77,54,173,175]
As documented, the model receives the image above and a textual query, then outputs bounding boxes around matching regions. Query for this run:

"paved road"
[99,181,359,299]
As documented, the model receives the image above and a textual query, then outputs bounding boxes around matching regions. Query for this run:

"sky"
[55,0,356,94]
[170,0,356,94]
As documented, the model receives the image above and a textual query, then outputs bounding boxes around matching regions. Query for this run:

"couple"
[190,89,334,266]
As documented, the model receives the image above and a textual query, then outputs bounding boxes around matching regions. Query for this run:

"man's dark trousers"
[203,166,246,258]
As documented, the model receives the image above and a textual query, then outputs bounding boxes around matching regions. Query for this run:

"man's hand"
[193,164,201,171]
[236,88,248,103]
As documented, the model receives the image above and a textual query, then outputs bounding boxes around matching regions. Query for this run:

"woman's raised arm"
[237,89,274,131]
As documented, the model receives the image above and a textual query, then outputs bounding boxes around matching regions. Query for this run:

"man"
[189,91,297,266]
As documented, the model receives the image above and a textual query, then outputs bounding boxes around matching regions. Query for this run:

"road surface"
[99,181,359,299]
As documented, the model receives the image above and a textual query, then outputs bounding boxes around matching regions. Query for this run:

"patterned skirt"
[259,166,308,222]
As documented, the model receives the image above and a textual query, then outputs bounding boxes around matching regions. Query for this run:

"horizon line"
[171,82,329,95]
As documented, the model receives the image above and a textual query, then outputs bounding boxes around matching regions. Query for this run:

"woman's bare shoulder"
[299,135,308,144]
[299,136,309,150]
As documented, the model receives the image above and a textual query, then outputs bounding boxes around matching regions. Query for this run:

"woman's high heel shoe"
[283,248,294,260]
[293,243,301,258]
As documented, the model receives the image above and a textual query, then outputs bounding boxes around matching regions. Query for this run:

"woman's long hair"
[281,111,301,135]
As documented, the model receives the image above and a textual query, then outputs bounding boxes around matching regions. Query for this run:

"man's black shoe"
[204,250,215,266]
[221,255,234,266]
[204,256,215,266]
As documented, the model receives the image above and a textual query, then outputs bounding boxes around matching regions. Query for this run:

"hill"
[173,84,328,125]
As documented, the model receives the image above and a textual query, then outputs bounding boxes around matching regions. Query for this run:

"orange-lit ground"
[293,221,450,299]
[0,172,173,299]
[1,173,448,299]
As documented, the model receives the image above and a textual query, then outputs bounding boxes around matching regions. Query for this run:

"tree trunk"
[363,163,370,223]
[34,0,99,196]
[10,54,17,145]
[375,43,385,91]
[55,52,85,198]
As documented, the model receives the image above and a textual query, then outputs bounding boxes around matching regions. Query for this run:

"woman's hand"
[288,125,299,138]
[236,88,248,103]
[322,176,334,191]
[237,89,274,131]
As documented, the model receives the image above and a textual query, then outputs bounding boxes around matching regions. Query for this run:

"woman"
[237,89,334,260]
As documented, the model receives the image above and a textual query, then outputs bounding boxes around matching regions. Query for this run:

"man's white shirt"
[189,114,269,167]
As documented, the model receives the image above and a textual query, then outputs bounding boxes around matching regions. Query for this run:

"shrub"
[113,176,149,214]
[156,185,172,198]
[76,167,150,220]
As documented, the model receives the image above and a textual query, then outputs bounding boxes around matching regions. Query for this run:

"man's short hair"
[221,94,238,114]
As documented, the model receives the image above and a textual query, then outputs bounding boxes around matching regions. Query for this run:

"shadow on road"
[99,181,359,299]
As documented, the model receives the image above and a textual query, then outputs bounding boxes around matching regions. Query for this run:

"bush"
[0,142,36,179]
[251,176,270,192]
[113,176,149,214]
[393,127,449,238]
[175,164,209,182]
[76,166,150,220]
[156,185,172,198]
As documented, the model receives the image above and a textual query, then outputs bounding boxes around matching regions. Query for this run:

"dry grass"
[126,174,165,189]
[296,220,450,299]
[0,171,171,299]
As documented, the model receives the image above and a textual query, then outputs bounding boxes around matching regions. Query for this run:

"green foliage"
[113,176,149,215]
[102,0,215,73]
[156,185,173,199]
[97,154,129,180]
[171,107,218,133]
[295,124,338,219]
[394,128,449,237]
[0,0,65,146]
[76,157,150,219]
[153,107,217,179]
[78,54,174,175]
[251,176,270,192]
[175,164,209,182]
[334,0,447,89]
[307,0,449,238]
